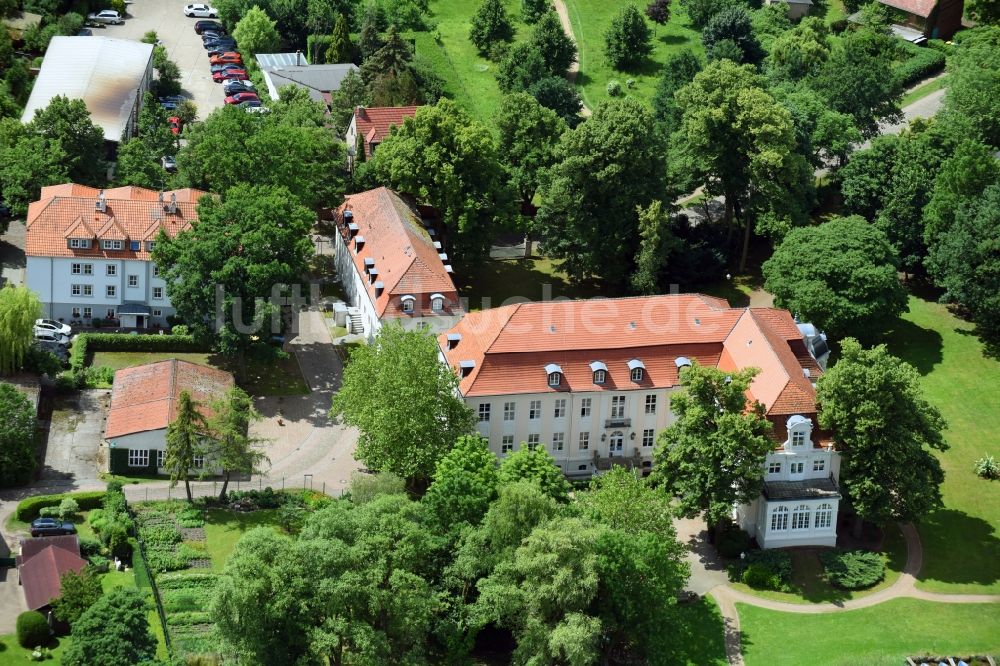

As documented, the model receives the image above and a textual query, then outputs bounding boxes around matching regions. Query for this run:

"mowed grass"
[457,256,609,310]
[901,74,948,107]
[739,599,1000,665]
[564,0,702,110]
[203,508,282,571]
[883,296,1000,593]
[0,634,68,665]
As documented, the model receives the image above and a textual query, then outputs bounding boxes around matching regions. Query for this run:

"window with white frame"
[128,449,149,467]
[767,461,782,474]
[431,296,444,312]
[106,264,117,276]
[106,308,115,319]
[641,429,655,447]
[593,369,606,384]
[631,367,644,382]
[152,309,162,317]
[501,435,514,454]
[813,459,825,472]
[791,462,804,474]
[645,394,657,414]
[72,307,81,318]
[153,286,164,300]
[529,400,541,419]
[609,431,624,453]
[552,432,564,451]
[401,298,414,313]
[580,397,592,417]
[791,430,806,447]
[611,395,625,419]
[71,284,80,296]
[792,505,810,530]
[478,403,491,422]
[83,307,92,318]
[128,274,138,287]
[102,240,123,250]
[578,432,590,450]
[147,241,156,251]
[106,285,116,298]
[548,371,562,387]
[69,238,91,249]
[71,263,93,275]
[815,503,833,529]
[503,402,515,421]
[157,449,165,468]
[554,399,566,418]
[193,455,205,469]
[527,434,540,450]
[770,506,789,531]
[152,264,159,277]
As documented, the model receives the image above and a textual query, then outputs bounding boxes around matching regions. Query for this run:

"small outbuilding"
[877,0,964,40]
[18,536,87,613]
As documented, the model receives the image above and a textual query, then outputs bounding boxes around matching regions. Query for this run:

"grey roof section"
[255,52,310,69]
[260,63,359,102]
[117,302,151,315]
[21,36,153,143]
[764,477,841,502]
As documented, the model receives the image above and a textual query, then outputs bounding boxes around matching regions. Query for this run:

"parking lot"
[99,0,226,120]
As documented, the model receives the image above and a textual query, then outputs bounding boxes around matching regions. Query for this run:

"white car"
[35,330,71,347]
[34,319,72,336]
[222,79,255,95]
[184,3,218,17]
[87,9,123,24]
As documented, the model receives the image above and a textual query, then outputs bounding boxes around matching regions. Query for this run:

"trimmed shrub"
[69,333,205,373]
[728,549,793,590]
[58,498,80,520]
[717,527,752,559]
[742,563,782,590]
[974,455,999,480]
[16,491,104,521]
[893,42,945,88]
[88,555,111,572]
[16,611,50,647]
[820,549,885,589]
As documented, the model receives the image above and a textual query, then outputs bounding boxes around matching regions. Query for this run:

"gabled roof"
[105,360,234,439]
[335,188,459,319]
[878,0,937,17]
[19,542,87,611]
[261,63,358,103]
[352,106,421,157]
[26,185,209,260]
[18,535,80,565]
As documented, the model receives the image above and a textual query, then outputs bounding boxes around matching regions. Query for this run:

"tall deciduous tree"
[522,0,548,23]
[233,6,281,61]
[762,215,908,342]
[495,92,565,205]
[62,588,157,666]
[535,98,668,288]
[681,0,740,29]
[164,390,207,502]
[328,69,371,134]
[651,50,702,134]
[941,27,1000,147]
[469,0,514,54]
[767,17,831,81]
[51,567,103,625]
[114,138,166,190]
[630,200,677,295]
[210,387,268,501]
[331,325,474,487]
[922,139,1000,244]
[651,363,773,527]
[528,76,583,127]
[153,184,315,367]
[423,434,499,530]
[0,285,42,375]
[646,0,670,32]
[817,339,948,530]
[497,445,572,502]
[702,6,764,66]
[529,11,576,75]
[367,98,515,263]
[0,382,36,487]
[604,4,652,70]
[27,95,107,186]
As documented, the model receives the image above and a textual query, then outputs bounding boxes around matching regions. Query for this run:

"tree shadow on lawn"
[666,597,731,665]
[916,509,1000,588]
[656,32,693,48]
[882,317,944,376]
[456,257,606,309]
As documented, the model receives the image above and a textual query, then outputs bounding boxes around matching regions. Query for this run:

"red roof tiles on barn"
[352,105,421,158]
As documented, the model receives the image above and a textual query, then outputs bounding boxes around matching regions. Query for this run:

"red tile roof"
[26,184,211,260]
[18,535,80,565]
[336,187,460,319]
[879,0,937,17]
[353,105,421,158]
[19,544,87,611]
[105,360,234,439]
[439,296,821,416]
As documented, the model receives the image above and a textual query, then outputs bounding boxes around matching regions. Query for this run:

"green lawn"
[739,599,1000,665]
[91,349,309,397]
[670,597,729,665]
[564,0,702,110]
[0,635,68,665]
[457,256,607,310]
[203,508,283,571]
[901,74,948,107]
[883,296,1000,594]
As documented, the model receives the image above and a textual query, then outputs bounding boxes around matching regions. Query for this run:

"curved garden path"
[705,523,1000,665]
[552,0,593,117]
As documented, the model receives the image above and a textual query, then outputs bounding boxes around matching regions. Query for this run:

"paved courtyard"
[40,390,110,482]
[0,220,25,288]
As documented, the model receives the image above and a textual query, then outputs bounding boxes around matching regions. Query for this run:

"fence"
[129,534,173,656]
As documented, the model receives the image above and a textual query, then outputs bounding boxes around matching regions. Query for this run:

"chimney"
[446,333,461,350]
[95,190,106,213]
[168,193,177,214]
[374,280,384,297]
[355,236,365,253]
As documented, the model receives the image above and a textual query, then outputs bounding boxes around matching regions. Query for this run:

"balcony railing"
[604,417,631,429]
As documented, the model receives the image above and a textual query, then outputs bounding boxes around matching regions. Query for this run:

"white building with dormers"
[439,294,841,549]
[25,185,211,329]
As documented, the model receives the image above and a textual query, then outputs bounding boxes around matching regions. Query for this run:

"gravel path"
[552,0,592,117]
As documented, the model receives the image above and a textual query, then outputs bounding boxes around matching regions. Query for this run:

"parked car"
[225,91,259,105]
[223,79,255,95]
[77,28,93,36]
[161,155,177,172]
[203,37,236,49]
[33,341,69,364]
[167,116,182,135]
[184,3,217,17]
[210,63,244,74]
[210,52,242,65]
[34,330,71,346]
[212,68,247,82]
[30,518,78,538]
[194,19,224,33]
[206,46,239,58]
[87,9,123,24]
[34,319,72,336]
[243,102,268,113]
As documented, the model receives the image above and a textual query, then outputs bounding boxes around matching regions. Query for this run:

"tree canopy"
[165,390,208,502]
[529,11,576,75]
[51,567,103,625]
[0,382,36,487]
[423,434,499,531]
[232,6,281,58]
[210,386,268,501]
[702,6,764,66]
[469,0,514,54]
[604,4,652,70]
[62,587,157,666]
[0,285,42,375]
[494,92,565,205]
[817,339,948,525]
[497,445,572,502]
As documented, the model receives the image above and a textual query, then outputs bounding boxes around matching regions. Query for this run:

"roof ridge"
[166,358,179,424]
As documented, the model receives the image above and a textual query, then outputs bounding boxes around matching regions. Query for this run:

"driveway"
[109,0,225,120]
[40,390,110,483]
[0,219,25,288]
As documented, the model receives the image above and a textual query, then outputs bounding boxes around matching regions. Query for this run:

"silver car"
[87,9,123,24]
[34,318,72,336]
[35,330,71,347]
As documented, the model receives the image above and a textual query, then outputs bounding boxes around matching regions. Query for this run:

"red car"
[167,116,182,135]
[225,91,259,105]
[209,52,242,65]
[212,68,247,82]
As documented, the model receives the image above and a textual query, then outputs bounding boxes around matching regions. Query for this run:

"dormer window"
[544,363,563,387]
[446,333,461,350]
[459,360,475,377]
[589,361,608,385]
[785,414,813,450]
[355,236,365,253]
[675,356,692,370]
[400,294,415,313]
[791,431,805,447]
[628,358,645,382]
[68,239,91,249]
[430,293,445,312]
[102,240,123,251]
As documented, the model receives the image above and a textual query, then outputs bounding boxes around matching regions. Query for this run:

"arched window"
[628,359,645,382]
[792,505,811,530]
[593,369,606,384]
[400,295,415,314]
[815,503,834,529]
[430,293,445,312]
[548,372,562,387]
[770,506,789,531]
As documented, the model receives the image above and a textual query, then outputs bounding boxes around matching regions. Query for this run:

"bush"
[607,79,623,96]
[16,491,105,521]
[926,38,952,55]
[974,454,999,480]
[78,536,103,558]
[742,563,782,590]
[16,611,50,648]
[717,527,752,559]
[893,42,945,88]
[38,506,60,518]
[87,555,111,573]
[58,498,80,520]
[728,549,793,590]
[820,549,885,589]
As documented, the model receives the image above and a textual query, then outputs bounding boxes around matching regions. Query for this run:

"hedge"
[894,42,946,88]
[69,332,206,372]
[820,549,885,589]
[16,610,50,647]
[15,491,105,521]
